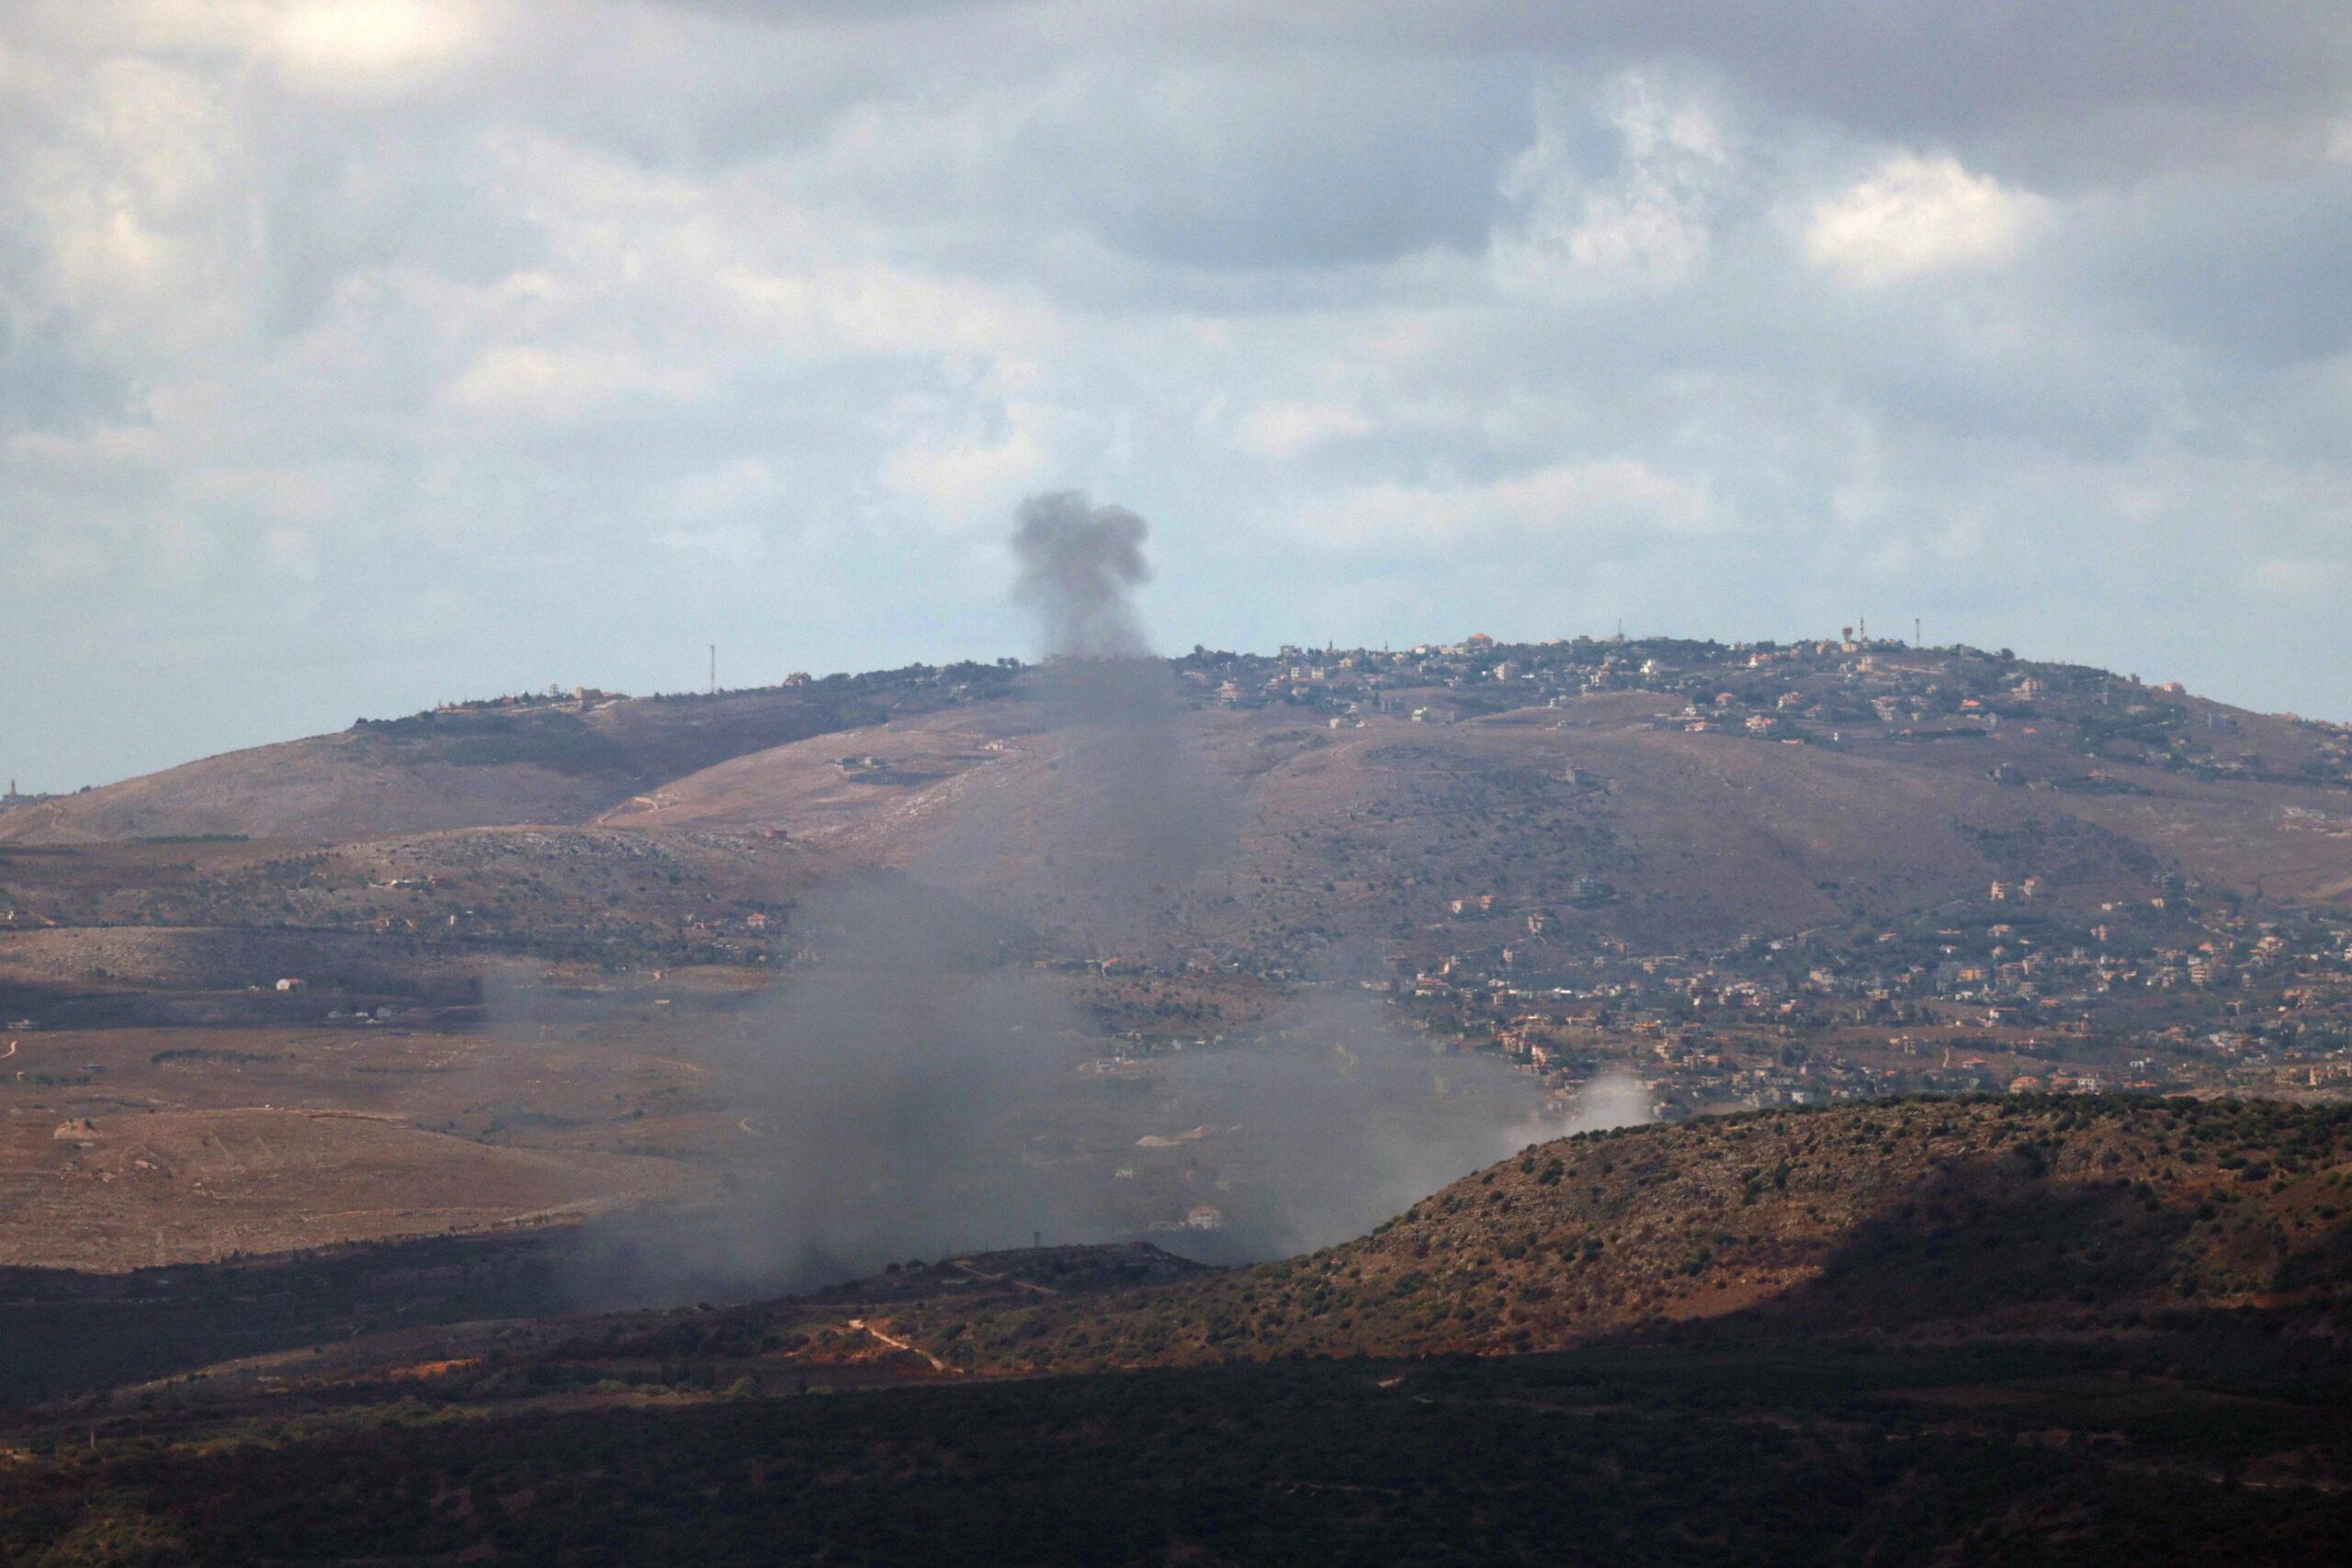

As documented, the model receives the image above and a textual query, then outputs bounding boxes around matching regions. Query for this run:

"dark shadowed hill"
[9,1098,2351,1567]
[770,1095,2352,1371]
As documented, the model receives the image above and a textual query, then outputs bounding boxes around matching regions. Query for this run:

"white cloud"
[712,245,1053,367]
[654,523,764,568]
[187,466,335,523]
[436,344,703,422]
[10,55,262,355]
[1234,400,1373,457]
[1804,153,2043,285]
[2246,555,2351,604]
[261,525,321,582]
[1297,458,1721,551]
[881,419,1052,524]
[658,457,776,516]
[269,0,485,85]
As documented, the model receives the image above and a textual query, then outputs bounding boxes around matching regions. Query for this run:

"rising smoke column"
[998,493,1640,1253]
[634,491,1577,1295]
[659,494,1201,1290]
[1005,491,1228,951]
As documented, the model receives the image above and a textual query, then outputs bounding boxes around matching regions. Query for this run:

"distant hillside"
[597,649,2352,965]
[6,639,2351,974]
[799,1096,2352,1371]
[0,667,1011,845]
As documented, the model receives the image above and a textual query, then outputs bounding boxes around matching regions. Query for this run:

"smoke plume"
[1005,491,1228,949]
[1503,1067,1655,1154]
[1011,491,1154,660]
[1149,987,1603,1258]
[689,875,1103,1287]
[599,489,1570,1298]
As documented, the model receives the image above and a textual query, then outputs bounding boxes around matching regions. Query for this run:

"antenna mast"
[709,644,717,696]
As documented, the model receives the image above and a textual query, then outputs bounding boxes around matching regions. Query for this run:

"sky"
[4,0,2350,790]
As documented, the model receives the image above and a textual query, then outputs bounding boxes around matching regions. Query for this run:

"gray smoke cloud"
[1010,491,1154,660]
[1005,491,1230,953]
[592,489,1563,1298]
[1148,987,1595,1258]
[683,874,1105,1287]
[588,494,1195,1290]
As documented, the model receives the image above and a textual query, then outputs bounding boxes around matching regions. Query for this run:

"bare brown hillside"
[594,684,2352,964]
[0,673,997,845]
[1,1107,702,1269]
[791,1096,2352,1372]
[6,642,2350,976]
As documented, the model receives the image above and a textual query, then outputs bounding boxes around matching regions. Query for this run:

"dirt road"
[844,1318,954,1373]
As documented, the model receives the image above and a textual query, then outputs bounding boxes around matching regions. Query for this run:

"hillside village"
[1091,633,2352,1120]
[1398,896,2352,1116]
[1059,879,2352,1140]
[1174,631,2352,787]
[4,634,2352,1558]
[5,629,2352,1170]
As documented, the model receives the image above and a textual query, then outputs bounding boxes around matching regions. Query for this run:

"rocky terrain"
[548,1095,2352,1375]
[2,633,2349,1290]
[2,639,2348,1001]
[6,1098,2349,1565]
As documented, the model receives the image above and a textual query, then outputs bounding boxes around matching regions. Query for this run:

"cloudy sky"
[5,1,2350,788]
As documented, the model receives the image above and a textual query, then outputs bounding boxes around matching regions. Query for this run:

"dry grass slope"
[860,1097,2352,1371]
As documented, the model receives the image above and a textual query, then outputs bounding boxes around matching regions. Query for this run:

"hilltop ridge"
[10,636,2347,850]
[0,665,1017,846]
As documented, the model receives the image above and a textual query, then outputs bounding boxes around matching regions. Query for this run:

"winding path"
[844,1318,954,1373]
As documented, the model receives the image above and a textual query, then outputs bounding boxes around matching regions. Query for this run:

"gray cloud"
[3,1,2350,787]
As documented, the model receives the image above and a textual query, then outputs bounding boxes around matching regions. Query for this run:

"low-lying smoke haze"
[700,876,1100,1281]
[605,490,1619,1294]
[1154,992,1654,1258]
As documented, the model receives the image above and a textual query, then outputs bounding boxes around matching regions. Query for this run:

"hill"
[578,637,2352,977]
[123,1097,2343,1395]
[7,1099,2351,1565]
[6,639,2351,982]
[0,667,1011,845]
[607,685,2352,968]
[5,636,2352,1292]
[650,1095,2352,1374]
